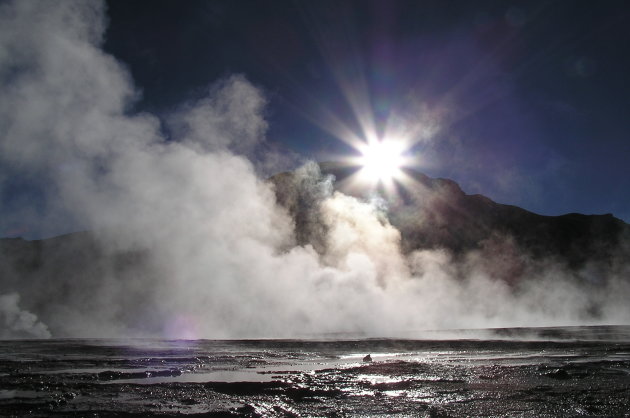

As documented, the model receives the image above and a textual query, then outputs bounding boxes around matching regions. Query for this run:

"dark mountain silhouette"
[0,232,153,331]
[271,162,629,278]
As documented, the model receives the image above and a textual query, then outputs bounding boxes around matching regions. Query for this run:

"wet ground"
[1,326,629,417]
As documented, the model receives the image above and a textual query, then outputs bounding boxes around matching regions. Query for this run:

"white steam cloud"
[0,293,51,339]
[0,0,628,339]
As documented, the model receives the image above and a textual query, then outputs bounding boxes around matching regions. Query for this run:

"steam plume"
[0,293,51,339]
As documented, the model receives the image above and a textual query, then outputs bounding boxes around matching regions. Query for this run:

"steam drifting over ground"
[0,292,50,339]
[0,0,628,339]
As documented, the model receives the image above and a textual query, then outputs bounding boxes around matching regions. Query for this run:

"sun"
[358,139,406,183]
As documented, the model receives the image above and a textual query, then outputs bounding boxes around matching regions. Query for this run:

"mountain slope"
[271,163,629,273]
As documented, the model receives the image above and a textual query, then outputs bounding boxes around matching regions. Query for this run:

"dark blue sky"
[103,0,629,221]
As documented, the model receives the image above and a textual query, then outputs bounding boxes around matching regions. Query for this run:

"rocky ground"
[1,330,629,417]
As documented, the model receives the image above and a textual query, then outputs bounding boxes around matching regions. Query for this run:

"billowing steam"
[0,0,628,339]
[0,293,50,339]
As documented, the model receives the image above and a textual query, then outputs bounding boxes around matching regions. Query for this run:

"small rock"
[63,391,77,400]
[545,369,571,380]
[363,354,372,362]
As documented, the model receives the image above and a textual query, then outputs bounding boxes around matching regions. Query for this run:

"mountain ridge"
[271,163,629,273]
